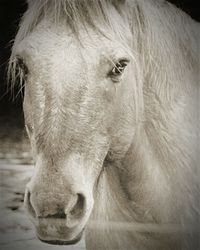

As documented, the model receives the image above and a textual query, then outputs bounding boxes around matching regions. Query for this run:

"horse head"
[11,0,139,244]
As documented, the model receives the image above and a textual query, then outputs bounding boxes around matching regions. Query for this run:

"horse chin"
[35,219,84,245]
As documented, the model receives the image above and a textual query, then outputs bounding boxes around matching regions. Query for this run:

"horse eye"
[16,57,29,79]
[109,59,129,80]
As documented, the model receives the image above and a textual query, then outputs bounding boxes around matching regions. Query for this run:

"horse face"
[15,20,135,244]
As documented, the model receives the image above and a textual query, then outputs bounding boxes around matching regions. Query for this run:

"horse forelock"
[8,0,135,95]
[20,0,131,40]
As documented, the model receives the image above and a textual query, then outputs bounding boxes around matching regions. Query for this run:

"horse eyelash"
[108,59,130,78]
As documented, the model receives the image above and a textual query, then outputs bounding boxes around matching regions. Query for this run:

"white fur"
[9,0,200,249]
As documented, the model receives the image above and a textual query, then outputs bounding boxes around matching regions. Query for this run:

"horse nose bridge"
[27,169,70,207]
[31,181,69,200]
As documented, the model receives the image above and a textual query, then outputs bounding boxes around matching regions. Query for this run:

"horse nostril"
[25,190,36,218]
[69,193,85,219]
[65,193,86,228]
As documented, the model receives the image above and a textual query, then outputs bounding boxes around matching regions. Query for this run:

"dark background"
[0,0,199,128]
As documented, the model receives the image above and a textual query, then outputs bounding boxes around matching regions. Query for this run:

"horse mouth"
[38,232,83,245]
[37,228,83,245]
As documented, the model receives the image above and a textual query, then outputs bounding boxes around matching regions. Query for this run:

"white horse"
[9,0,200,249]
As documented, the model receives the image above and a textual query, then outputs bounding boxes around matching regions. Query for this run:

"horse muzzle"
[24,184,93,245]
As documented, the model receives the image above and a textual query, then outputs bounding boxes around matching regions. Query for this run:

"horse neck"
[88,124,197,232]
[127,0,199,222]
[86,131,185,250]
[132,0,198,174]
